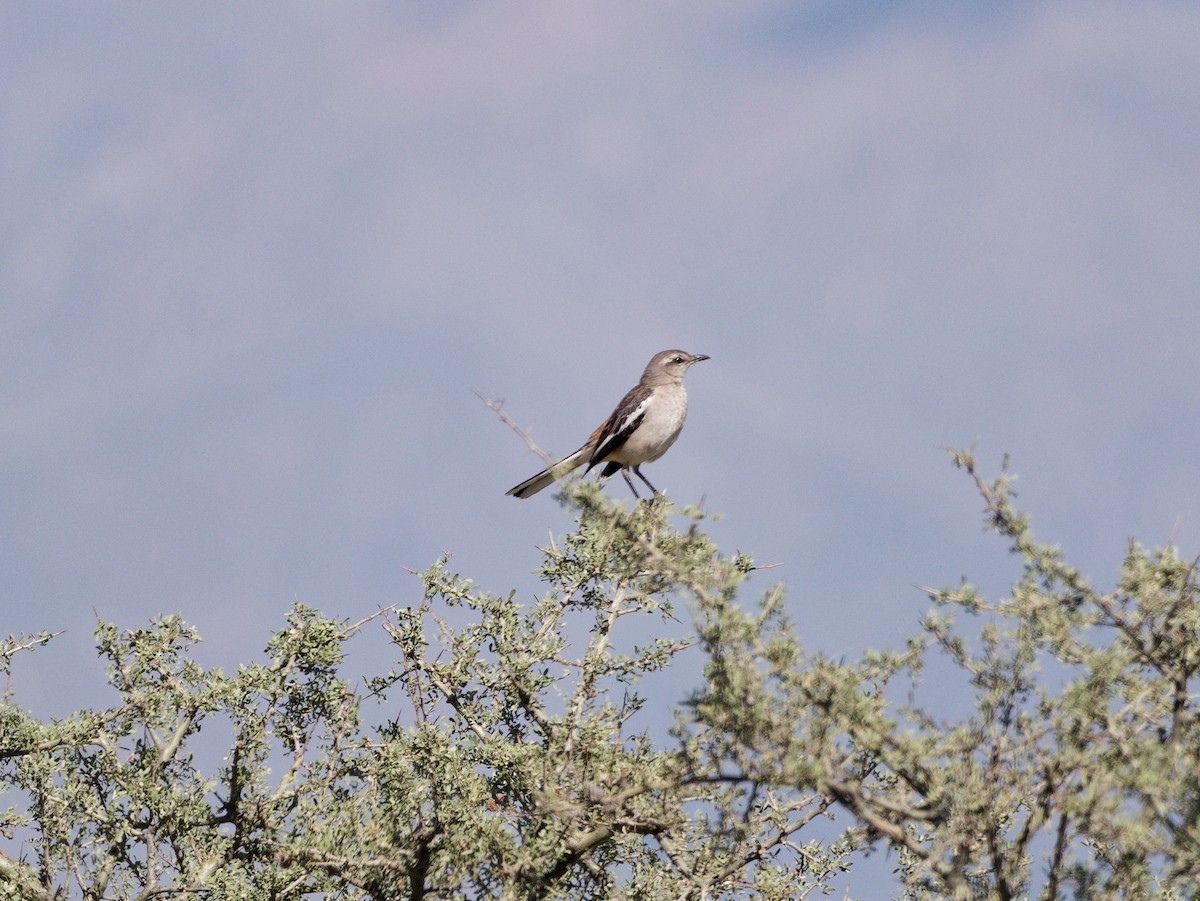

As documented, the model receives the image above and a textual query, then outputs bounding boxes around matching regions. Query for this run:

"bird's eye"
[674,355,684,363]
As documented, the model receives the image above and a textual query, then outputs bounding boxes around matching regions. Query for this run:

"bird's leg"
[632,466,659,496]
[621,469,642,499]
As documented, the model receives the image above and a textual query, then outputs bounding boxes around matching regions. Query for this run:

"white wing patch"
[616,396,652,435]
[591,394,653,464]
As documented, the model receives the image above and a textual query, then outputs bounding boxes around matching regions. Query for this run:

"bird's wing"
[586,384,652,470]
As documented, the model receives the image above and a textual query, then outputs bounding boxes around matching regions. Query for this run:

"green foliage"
[2,461,1197,899]
[684,452,1197,900]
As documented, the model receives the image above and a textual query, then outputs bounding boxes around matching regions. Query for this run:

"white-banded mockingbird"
[506,349,708,500]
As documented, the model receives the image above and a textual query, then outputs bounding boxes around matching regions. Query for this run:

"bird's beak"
[690,354,710,364]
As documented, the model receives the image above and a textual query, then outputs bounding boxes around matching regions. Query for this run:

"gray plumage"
[507,349,709,499]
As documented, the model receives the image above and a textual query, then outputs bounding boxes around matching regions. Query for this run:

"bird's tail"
[506,446,590,499]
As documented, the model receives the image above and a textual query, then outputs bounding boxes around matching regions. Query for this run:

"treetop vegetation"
[2,451,1197,899]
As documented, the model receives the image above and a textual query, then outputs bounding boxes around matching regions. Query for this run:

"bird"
[506,349,709,500]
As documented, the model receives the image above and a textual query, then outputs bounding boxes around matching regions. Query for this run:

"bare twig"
[473,389,554,464]
[341,604,402,638]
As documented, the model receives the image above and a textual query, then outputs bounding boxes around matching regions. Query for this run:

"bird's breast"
[609,389,688,464]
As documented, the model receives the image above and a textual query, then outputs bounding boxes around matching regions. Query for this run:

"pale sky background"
[4,2,1199,894]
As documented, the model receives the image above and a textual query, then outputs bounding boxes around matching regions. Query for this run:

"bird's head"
[644,349,709,385]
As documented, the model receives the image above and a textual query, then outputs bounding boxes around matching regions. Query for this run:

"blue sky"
[4,1,1200,890]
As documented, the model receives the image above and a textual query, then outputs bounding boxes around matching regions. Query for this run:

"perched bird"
[506,349,709,500]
